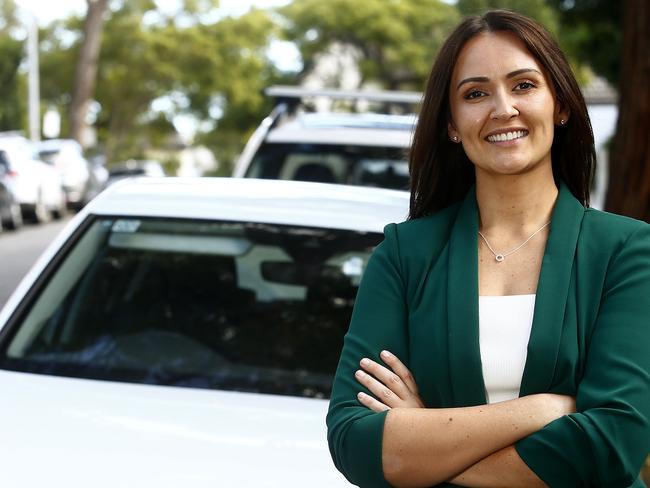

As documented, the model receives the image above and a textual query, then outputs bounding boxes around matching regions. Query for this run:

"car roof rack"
[265,85,422,105]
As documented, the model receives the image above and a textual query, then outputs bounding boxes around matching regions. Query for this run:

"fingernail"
[355,370,365,378]
[357,392,366,400]
[360,358,370,366]
[381,350,392,358]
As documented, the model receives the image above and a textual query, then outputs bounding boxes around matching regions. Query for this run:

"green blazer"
[327,183,650,487]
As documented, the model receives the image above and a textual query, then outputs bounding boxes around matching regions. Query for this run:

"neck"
[475,167,558,235]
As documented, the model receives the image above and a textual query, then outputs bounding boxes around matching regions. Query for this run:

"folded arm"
[512,225,650,486]
[356,351,564,487]
[327,224,567,487]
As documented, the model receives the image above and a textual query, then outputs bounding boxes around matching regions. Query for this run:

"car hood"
[0,370,351,487]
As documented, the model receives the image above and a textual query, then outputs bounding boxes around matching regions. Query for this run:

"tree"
[603,0,650,221]
[38,1,280,166]
[458,0,559,31]
[0,0,25,131]
[69,0,109,145]
[279,0,460,91]
[0,34,24,131]
[546,0,621,85]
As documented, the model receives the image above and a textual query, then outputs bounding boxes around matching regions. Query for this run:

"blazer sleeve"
[326,223,409,487]
[515,224,650,487]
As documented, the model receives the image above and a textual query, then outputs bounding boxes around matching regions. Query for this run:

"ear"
[554,100,570,126]
[448,122,461,143]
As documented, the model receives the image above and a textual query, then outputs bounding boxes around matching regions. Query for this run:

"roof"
[36,138,82,151]
[265,85,422,105]
[87,177,410,233]
[266,112,415,148]
[296,112,417,130]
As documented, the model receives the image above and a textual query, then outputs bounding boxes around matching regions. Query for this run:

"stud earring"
[452,136,459,142]
[559,119,566,125]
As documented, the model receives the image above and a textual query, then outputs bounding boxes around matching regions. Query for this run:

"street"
[0,217,71,308]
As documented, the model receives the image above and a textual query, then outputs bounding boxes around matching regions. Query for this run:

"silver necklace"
[478,221,550,262]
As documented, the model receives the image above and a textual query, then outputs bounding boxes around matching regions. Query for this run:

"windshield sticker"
[111,219,141,233]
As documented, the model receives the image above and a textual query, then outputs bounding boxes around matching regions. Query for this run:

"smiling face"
[448,31,568,179]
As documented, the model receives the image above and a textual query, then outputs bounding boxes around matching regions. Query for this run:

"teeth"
[487,130,528,142]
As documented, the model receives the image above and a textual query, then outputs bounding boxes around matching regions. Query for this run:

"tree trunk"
[604,0,650,221]
[69,0,109,145]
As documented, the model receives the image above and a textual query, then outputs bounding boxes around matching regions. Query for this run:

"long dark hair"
[408,10,595,219]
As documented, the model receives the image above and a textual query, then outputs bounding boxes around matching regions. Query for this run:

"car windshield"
[246,142,410,190]
[0,217,381,399]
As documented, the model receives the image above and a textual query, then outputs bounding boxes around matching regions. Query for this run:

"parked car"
[0,150,23,231]
[233,86,419,191]
[0,134,66,223]
[37,139,106,210]
[106,159,166,187]
[0,177,409,487]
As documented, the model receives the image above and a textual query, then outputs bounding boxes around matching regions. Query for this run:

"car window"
[247,142,410,190]
[0,217,382,399]
[38,149,60,164]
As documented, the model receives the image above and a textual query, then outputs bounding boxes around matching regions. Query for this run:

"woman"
[326,10,650,488]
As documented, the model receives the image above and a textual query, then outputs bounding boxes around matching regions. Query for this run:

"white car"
[233,86,419,191]
[37,138,106,209]
[0,135,66,222]
[0,177,409,487]
[106,159,166,187]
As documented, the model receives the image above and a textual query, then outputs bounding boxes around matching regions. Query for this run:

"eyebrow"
[456,68,542,90]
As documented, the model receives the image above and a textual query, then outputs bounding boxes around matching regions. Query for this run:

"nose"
[490,90,519,120]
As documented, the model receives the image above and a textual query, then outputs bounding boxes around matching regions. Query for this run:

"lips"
[486,129,529,143]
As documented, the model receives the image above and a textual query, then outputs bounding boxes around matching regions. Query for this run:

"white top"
[478,294,536,404]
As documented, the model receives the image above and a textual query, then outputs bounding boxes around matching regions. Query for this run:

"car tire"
[32,192,51,224]
[52,200,67,220]
[3,203,23,230]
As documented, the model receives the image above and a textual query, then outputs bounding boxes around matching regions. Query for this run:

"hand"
[355,349,425,412]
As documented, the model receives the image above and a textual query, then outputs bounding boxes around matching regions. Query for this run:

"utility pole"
[26,13,40,142]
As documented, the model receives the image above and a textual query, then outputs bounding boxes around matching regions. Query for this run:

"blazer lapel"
[447,187,486,406]
[519,182,585,395]
[446,183,585,404]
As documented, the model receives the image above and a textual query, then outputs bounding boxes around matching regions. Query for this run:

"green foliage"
[455,0,597,84]
[0,0,24,131]
[546,0,621,86]
[37,1,278,165]
[457,0,559,33]
[279,0,460,90]
[0,0,19,31]
[160,154,181,176]
[39,18,84,137]
[0,33,24,131]
[172,8,281,172]
[32,0,616,172]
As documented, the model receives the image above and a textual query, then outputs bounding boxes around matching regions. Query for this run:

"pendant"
[495,254,505,262]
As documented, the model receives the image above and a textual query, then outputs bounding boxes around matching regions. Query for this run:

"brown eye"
[515,81,535,91]
[464,90,486,100]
